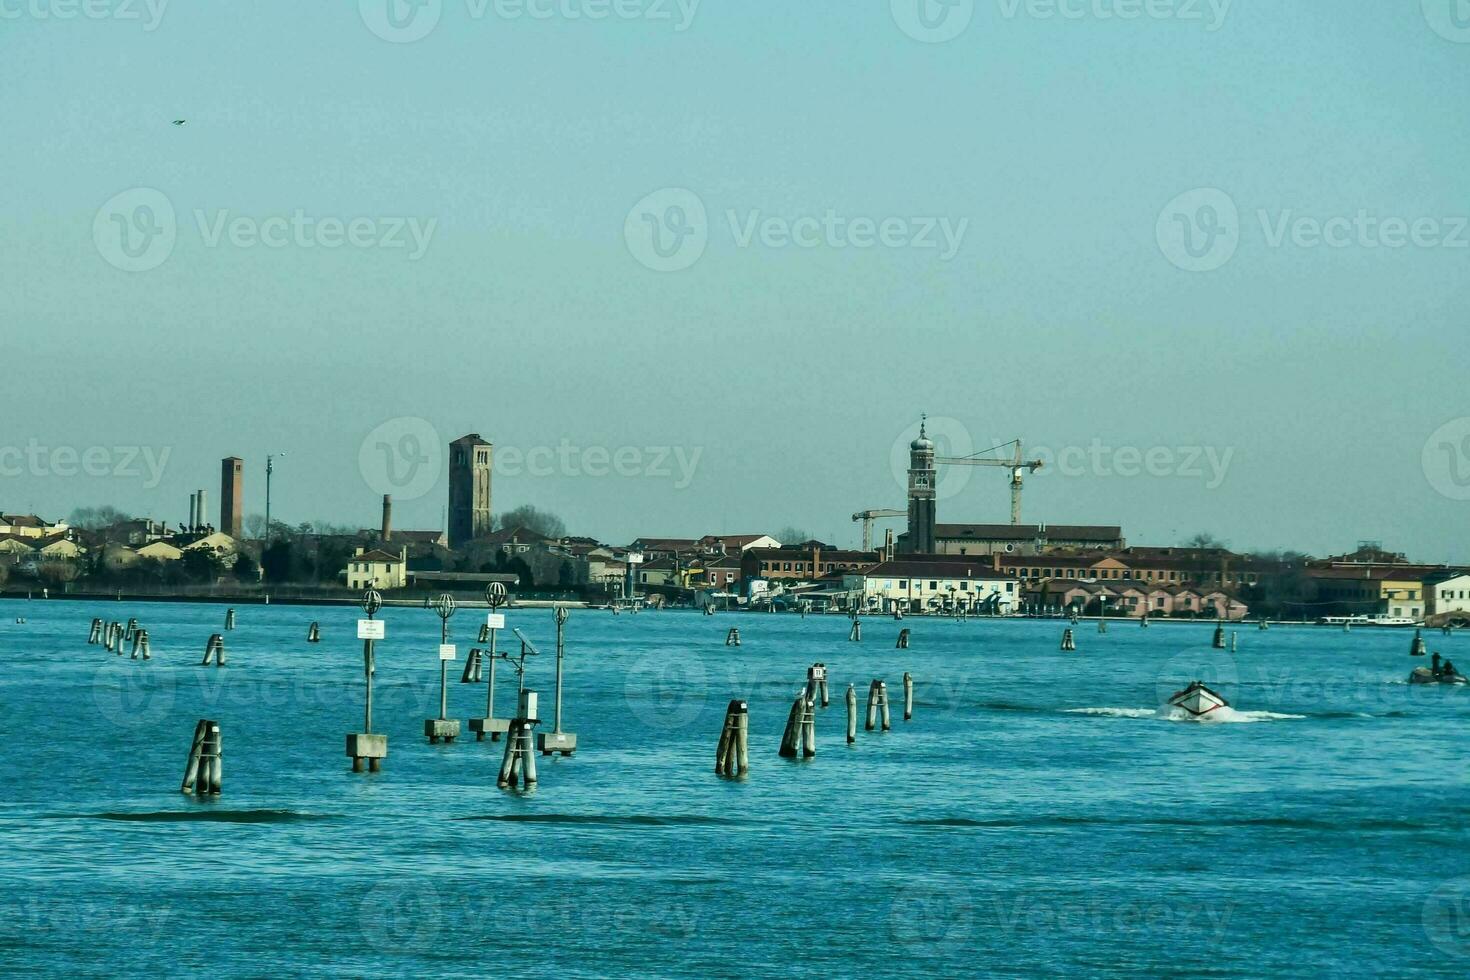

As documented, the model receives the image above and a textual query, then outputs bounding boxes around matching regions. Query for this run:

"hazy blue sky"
[3,1,1468,558]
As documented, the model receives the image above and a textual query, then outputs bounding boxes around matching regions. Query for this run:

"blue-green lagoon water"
[1,599,1467,977]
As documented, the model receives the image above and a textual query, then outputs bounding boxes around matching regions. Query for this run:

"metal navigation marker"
[424,593,461,744]
[347,589,388,772]
[537,605,577,757]
[469,581,512,742]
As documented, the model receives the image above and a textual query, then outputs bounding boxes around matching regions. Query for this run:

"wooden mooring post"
[88,618,103,645]
[779,690,816,759]
[225,608,236,631]
[497,690,540,790]
[200,634,226,666]
[849,618,862,643]
[726,627,740,647]
[903,671,913,721]
[1212,623,1226,649]
[307,621,321,643]
[1411,629,1427,657]
[845,684,857,743]
[1060,628,1077,652]
[130,629,151,660]
[896,628,910,649]
[865,679,890,732]
[180,720,221,796]
[715,700,749,777]
[807,663,829,708]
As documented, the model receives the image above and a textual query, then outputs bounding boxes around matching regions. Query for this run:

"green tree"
[494,505,566,539]
[232,552,259,581]
[777,527,811,546]
[67,506,133,530]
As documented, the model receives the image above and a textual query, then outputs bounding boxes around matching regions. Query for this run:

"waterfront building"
[847,559,1018,614]
[345,546,408,590]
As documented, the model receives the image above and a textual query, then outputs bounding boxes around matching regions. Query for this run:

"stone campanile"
[904,418,936,554]
[448,434,493,549]
[220,457,243,540]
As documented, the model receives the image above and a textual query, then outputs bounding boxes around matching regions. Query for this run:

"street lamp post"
[264,452,285,547]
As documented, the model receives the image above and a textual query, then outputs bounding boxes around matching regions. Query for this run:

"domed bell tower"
[906,416,937,554]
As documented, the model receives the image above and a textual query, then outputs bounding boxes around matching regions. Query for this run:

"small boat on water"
[1409,667,1467,686]
[1167,681,1230,719]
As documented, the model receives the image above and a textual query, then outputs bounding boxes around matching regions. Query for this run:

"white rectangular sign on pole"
[357,620,385,641]
[439,644,457,661]
[486,613,505,630]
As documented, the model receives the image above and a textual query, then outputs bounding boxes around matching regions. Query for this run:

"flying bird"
[172,119,187,126]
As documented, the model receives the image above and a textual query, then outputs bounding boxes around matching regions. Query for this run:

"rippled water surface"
[2,599,1468,977]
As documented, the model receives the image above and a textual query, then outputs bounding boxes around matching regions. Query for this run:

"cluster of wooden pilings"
[89,617,151,660]
[733,661,914,771]
[180,720,222,795]
[200,634,226,666]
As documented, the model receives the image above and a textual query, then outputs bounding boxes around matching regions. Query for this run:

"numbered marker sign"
[439,644,457,662]
[358,620,385,641]
[486,613,505,630]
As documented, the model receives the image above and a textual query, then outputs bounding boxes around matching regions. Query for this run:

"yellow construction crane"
[935,440,1044,525]
[851,509,906,551]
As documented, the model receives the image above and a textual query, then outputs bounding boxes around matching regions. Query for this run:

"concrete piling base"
[537,731,577,756]
[346,733,388,773]
[423,718,461,744]
[468,716,511,741]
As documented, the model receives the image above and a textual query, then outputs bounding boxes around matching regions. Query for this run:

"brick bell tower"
[904,416,937,554]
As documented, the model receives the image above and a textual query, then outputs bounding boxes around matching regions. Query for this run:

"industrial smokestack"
[198,490,208,532]
[382,494,393,543]
[188,493,198,531]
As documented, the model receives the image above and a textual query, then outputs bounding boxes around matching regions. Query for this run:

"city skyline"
[3,3,1468,560]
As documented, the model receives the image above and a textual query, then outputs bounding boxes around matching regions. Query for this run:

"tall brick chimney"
[382,495,393,543]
